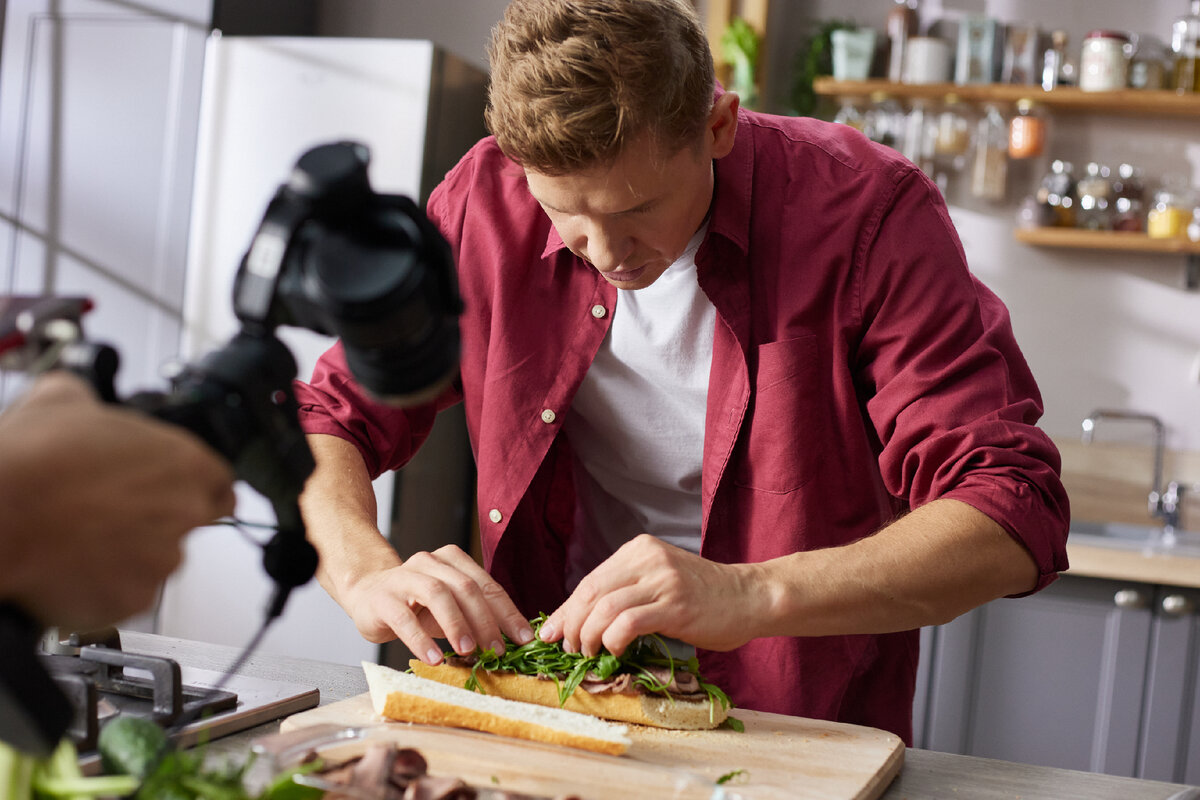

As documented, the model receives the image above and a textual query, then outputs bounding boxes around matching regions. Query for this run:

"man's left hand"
[538,534,767,657]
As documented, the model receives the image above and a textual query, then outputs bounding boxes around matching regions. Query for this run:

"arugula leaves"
[453,614,736,724]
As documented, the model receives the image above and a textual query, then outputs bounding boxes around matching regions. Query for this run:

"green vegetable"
[0,737,139,800]
[716,768,748,785]
[98,715,169,780]
[1,718,326,800]
[453,614,735,723]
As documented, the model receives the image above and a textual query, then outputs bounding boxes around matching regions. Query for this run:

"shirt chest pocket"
[731,334,826,494]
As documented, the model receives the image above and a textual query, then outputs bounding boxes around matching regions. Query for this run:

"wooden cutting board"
[277,693,903,800]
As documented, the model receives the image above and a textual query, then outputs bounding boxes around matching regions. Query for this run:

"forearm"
[752,498,1039,638]
[299,433,400,606]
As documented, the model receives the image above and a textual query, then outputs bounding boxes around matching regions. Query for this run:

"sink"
[1069,520,1200,558]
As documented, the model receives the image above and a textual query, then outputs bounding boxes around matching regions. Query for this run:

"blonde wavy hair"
[485,0,715,175]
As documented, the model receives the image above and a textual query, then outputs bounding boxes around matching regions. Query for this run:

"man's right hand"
[300,434,534,664]
[340,544,535,664]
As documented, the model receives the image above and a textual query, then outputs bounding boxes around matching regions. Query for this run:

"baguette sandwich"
[362,660,631,755]
[407,617,733,731]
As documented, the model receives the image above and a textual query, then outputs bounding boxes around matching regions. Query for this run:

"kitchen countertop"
[124,631,1199,800]
[1067,540,1200,588]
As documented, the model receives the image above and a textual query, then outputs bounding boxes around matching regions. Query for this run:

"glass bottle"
[862,91,905,149]
[901,99,935,176]
[932,94,973,173]
[970,104,1008,201]
[1111,163,1146,231]
[1075,162,1113,230]
[1035,160,1077,227]
[1008,98,1046,159]
[1172,0,1200,92]
[887,0,919,83]
[1042,30,1068,90]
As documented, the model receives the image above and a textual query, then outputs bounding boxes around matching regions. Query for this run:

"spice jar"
[1080,30,1132,91]
[1008,99,1045,159]
[1147,179,1193,238]
[1075,162,1113,230]
[970,104,1008,201]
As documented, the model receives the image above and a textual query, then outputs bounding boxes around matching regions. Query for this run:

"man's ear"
[708,92,740,159]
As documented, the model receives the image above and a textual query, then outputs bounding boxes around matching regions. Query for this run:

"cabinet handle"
[1114,589,1149,609]
[1161,594,1196,617]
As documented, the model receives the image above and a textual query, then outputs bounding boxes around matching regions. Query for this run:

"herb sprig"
[453,614,737,726]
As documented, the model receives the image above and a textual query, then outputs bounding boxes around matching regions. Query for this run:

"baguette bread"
[408,659,728,731]
[361,661,631,756]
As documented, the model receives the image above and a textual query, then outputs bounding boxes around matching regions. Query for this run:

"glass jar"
[1188,207,1200,242]
[1111,163,1146,231]
[901,99,936,176]
[932,94,973,172]
[1172,0,1200,92]
[1075,162,1113,230]
[1008,98,1045,159]
[1130,37,1170,90]
[1035,159,1077,227]
[1080,30,1132,91]
[1147,179,1193,238]
[863,92,905,149]
[970,104,1008,201]
[833,97,866,131]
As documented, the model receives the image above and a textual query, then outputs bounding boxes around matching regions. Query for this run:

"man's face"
[524,136,715,291]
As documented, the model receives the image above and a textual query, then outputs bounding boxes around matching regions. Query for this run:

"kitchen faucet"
[1080,408,1183,533]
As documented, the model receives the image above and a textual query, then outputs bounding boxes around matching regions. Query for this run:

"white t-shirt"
[563,227,714,589]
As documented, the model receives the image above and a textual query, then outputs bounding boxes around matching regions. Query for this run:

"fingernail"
[488,640,505,655]
[514,627,534,645]
[457,635,476,654]
[425,647,444,664]
[538,620,557,641]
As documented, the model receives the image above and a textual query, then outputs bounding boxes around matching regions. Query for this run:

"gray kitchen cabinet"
[1138,585,1200,785]
[0,0,211,403]
[916,574,1200,783]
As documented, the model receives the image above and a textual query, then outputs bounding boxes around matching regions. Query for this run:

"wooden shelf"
[1014,228,1200,289]
[812,78,1200,117]
[1013,227,1200,255]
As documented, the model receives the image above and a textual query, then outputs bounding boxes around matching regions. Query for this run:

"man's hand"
[0,372,236,629]
[538,534,767,657]
[337,544,535,664]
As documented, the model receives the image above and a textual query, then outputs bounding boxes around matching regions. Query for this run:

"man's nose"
[585,224,633,271]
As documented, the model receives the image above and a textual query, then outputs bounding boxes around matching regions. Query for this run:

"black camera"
[0,142,461,754]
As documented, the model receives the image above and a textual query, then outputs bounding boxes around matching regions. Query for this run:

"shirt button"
[540,409,556,424]
[590,304,607,319]
[488,508,503,523]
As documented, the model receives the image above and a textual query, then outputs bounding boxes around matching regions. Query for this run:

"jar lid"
[1085,30,1130,41]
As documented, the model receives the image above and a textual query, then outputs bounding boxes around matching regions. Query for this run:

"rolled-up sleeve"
[857,168,1070,593]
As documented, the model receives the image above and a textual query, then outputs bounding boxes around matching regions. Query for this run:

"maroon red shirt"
[294,106,1070,744]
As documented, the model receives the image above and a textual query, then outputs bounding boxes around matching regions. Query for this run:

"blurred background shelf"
[813,78,1200,117]
[1014,227,1200,254]
[1014,228,1200,289]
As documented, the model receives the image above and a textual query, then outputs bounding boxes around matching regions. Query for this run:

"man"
[293,0,1069,742]
[0,372,235,630]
